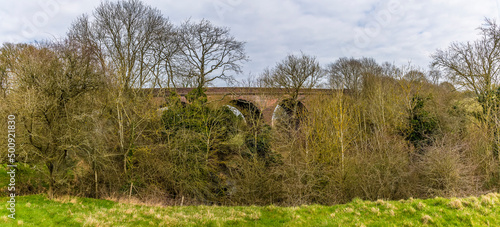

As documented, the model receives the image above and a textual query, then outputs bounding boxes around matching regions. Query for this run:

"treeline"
[1,0,499,205]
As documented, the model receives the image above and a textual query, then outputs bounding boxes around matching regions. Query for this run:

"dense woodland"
[1,0,500,206]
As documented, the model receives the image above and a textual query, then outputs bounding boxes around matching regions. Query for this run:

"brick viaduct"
[154,87,333,125]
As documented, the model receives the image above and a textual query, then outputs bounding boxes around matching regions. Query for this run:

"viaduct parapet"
[153,87,334,125]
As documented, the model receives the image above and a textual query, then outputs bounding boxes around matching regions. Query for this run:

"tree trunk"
[94,169,98,198]
[47,162,55,199]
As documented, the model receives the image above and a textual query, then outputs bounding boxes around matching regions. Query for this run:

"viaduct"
[153,87,333,125]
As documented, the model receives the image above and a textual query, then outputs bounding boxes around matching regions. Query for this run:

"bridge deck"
[150,87,335,96]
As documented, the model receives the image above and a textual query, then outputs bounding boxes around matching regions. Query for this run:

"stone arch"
[225,105,245,121]
[227,99,262,125]
[272,98,307,128]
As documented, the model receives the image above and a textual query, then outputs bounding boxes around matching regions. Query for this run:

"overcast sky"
[1,0,499,85]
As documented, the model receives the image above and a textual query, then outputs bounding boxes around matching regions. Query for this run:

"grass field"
[0,193,499,226]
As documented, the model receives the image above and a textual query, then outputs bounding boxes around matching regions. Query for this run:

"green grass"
[0,193,499,226]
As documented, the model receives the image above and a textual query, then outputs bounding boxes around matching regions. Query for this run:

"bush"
[413,139,478,197]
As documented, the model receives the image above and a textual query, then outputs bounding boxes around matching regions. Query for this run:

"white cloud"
[1,0,499,84]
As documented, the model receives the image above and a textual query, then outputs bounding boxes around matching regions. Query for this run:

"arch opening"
[227,99,262,126]
[225,105,246,122]
[272,99,307,128]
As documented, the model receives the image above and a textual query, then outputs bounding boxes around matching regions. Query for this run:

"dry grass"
[103,196,165,207]
[53,195,78,204]
[449,198,463,209]
[417,201,426,210]
[344,207,354,213]
[421,214,432,224]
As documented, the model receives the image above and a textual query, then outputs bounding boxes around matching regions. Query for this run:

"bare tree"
[150,26,183,89]
[260,53,324,100]
[404,70,427,83]
[260,53,323,131]
[68,0,173,91]
[432,18,500,159]
[68,1,178,185]
[327,57,381,93]
[178,19,248,90]
[432,18,500,109]
[432,19,500,121]
[0,43,16,98]
[327,57,362,91]
[428,67,442,85]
